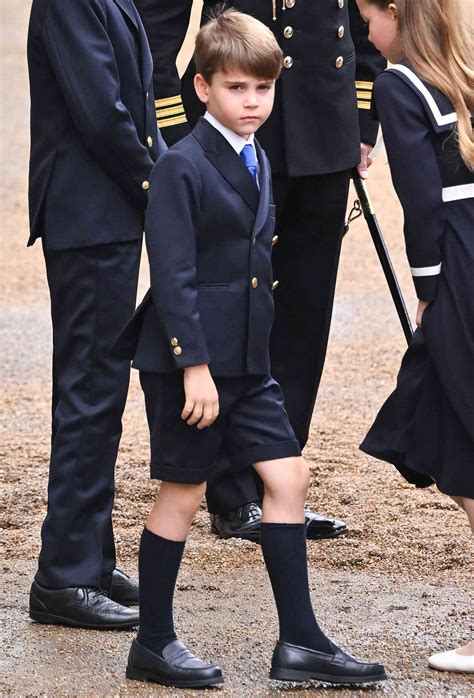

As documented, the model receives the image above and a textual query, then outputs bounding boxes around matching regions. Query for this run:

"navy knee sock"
[137,527,185,656]
[260,522,333,654]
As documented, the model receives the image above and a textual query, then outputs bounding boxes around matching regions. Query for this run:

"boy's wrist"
[183,363,210,374]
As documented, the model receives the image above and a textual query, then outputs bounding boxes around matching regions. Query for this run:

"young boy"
[116,9,386,689]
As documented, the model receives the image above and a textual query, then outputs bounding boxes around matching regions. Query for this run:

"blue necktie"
[240,143,258,184]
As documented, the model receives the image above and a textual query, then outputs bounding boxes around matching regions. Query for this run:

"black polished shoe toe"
[270,640,387,685]
[100,568,139,606]
[210,502,261,542]
[126,639,224,688]
[304,508,348,540]
[29,580,139,629]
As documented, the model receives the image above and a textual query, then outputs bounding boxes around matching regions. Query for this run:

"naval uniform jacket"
[27,0,166,250]
[134,0,386,176]
[115,117,277,376]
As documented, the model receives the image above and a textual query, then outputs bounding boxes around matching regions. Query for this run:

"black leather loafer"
[126,639,224,688]
[270,641,387,684]
[100,568,139,606]
[304,509,348,540]
[29,580,139,629]
[210,502,262,542]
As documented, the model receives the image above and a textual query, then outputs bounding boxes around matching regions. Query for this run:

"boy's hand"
[416,299,430,327]
[182,364,219,429]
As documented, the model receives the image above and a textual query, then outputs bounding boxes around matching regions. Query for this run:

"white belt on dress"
[442,183,474,202]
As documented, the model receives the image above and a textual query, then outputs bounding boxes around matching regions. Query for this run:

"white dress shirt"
[204,111,259,187]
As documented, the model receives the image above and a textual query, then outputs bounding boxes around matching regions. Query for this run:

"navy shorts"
[140,372,301,484]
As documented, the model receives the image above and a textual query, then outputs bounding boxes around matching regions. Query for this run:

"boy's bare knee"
[260,456,310,500]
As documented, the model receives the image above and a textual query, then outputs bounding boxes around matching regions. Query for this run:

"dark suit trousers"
[205,170,351,514]
[36,240,141,589]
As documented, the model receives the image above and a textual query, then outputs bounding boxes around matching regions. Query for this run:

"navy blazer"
[27,0,167,250]
[114,118,277,376]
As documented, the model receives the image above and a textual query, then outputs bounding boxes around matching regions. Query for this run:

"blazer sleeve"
[145,149,210,369]
[374,71,446,301]
[135,0,193,146]
[42,0,154,210]
[349,0,386,146]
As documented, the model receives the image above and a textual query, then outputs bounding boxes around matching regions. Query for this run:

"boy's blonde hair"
[367,0,474,169]
[195,8,283,83]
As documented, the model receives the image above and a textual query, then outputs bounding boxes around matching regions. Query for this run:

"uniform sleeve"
[349,0,386,146]
[145,150,210,369]
[374,72,446,301]
[134,0,193,146]
[43,0,154,209]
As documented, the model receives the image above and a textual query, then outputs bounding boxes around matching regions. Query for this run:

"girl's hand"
[416,299,430,327]
[182,364,219,429]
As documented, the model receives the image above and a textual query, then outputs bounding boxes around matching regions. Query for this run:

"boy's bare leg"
[147,481,207,540]
[251,456,333,654]
[252,456,386,682]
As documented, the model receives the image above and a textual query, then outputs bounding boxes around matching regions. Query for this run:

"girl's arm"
[374,71,446,302]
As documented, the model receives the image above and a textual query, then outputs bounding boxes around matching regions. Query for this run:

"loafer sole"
[30,610,138,630]
[270,667,387,684]
[126,665,224,688]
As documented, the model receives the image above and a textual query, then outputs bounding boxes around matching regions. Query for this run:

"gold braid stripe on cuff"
[155,105,186,119]
[357,100,372,110]
[157,114,188,128]
[355,80,373,90]
[154,95,183,108]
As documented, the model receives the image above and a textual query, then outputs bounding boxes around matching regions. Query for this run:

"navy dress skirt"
[360,64,474,499]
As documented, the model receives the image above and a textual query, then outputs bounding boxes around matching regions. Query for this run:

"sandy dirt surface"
[1,1,473,696]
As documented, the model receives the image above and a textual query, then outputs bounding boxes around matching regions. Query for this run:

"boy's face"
[194,69,276,139]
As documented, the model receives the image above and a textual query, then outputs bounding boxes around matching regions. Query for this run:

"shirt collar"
[204,112,256,157]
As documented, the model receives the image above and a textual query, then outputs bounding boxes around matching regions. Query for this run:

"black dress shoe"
[100,568,139,606]
[210,502,261,542]
[29,580,139,629]
[126,639,224,688]
[304,508,348,540]
[210,502,347,543]
[270,640,387,685]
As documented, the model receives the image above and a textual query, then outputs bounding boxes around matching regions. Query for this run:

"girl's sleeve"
[374,71,446,301]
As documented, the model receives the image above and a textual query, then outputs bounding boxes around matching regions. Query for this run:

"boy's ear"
[388,3,398,19]
[194,73,210,104]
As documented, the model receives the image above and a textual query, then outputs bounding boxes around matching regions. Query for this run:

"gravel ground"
[1,2,473,696]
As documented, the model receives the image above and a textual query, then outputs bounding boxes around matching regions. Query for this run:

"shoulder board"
[387,64,457,133]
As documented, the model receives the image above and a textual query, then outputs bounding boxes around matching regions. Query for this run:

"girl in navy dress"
[356,0,474,674]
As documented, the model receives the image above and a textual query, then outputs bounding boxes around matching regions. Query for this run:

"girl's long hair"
[369,0,474,169]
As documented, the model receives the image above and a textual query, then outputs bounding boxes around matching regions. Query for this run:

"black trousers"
[205,170,351,515]
[36,240,141,589]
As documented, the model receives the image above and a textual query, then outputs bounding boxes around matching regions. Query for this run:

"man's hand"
[357,142,374,179]
[416,299,430,328]
[182,364,219,429]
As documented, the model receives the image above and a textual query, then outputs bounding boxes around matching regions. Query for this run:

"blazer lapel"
[132,3,154,89]
[251,140,271,237]
[193,118,259,213]
[113,0,139,33]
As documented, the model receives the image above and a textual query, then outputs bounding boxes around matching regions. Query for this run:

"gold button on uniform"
[147,136,153,147]
[272,235,279,247]
[142,180,150,190]
[251,277,258,289]
[272,280,279,291]
[284,26,294,39]
[285,0,295,7]
[283,56,294,69]
[338,0,344,8]
[173,346,182,356]
[338,25,345,38]
[252,236,256,246]
[335,56,344,69]
[170,338,178,347]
